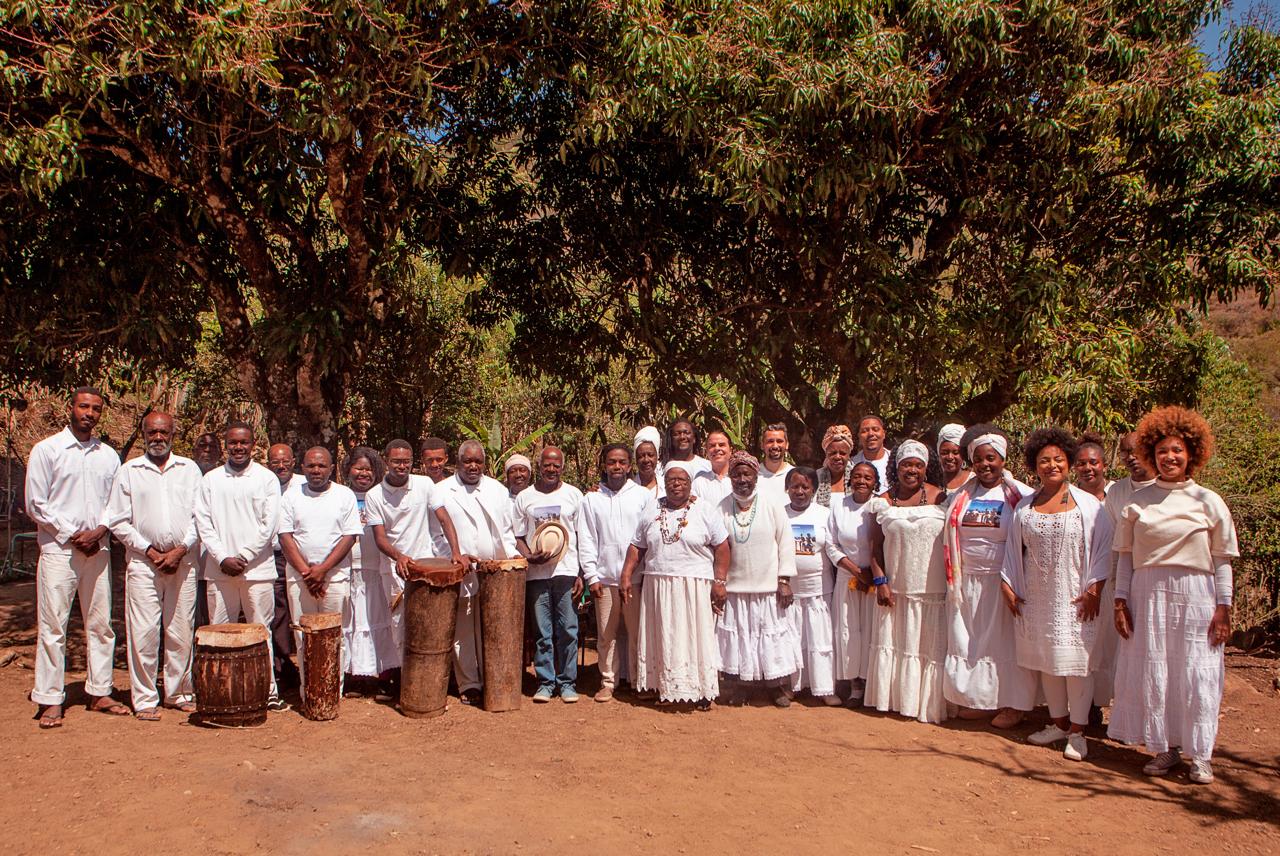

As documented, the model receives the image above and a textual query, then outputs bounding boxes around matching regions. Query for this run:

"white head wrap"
[936,423,966,456]
[634,425,662,452]
[895,440,929,466]
[967,433,1008,461]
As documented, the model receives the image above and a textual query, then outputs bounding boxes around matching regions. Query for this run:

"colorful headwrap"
[821,424,855,452]
[937,423,966,456]
[634,425,662,452]
[894,440,929,466]
[504,453,531,474]
[728,450,761,472]
[967,433,1008,461]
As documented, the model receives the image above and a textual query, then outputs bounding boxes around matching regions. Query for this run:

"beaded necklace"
[657,495,695,544]
[732,496,759,543]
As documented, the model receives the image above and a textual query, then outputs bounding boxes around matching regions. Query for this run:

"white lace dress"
[1014,508,1095,676]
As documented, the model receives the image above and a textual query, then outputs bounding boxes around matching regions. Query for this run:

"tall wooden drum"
[293,612,343,721]
[193,623,271,728]
[475,557,528,712]
[400,559,465,718]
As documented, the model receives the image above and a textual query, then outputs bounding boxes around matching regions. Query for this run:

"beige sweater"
[721,494,796,593]
[1115,479,1238,572]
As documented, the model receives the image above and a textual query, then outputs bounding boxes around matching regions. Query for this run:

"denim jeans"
[527,576,578,691]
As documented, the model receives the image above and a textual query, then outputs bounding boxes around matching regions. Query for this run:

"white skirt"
[1108,568,1224,761]
[636,575,720,703]
[787,594,835,696]
[344,567,404,677]
[865,592,953,723]
[832,567,878,681]
[944,573,1038,710]
[717,591,801,682]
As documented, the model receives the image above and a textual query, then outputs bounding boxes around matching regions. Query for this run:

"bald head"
[536,445,564,490]
[302,446,334,491]
[267,443,297,489]
[142,411,175,462]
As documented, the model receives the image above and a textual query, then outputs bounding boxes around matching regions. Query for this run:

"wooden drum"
[193,623,271,728]
[475,556,528,712]
[400,559,466,718]
[292,612,343,722]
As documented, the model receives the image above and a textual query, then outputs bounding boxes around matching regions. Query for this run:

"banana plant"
[461,414,554,477]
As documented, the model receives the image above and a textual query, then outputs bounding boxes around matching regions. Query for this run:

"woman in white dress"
[937,423,971,491]
[865,441,953,723]
[826,461,881,706]
[815,424,855,507]
[942,424,1037,728]
[717,451,800,707]
[620,463,728,710]
[1002,428,1114,761]
[341,447,400,696]
[783,467,840,705]
[1110,406,1238,785]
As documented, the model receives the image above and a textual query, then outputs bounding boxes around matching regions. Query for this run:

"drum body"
[193,623,271,728]
[296,612,343,721]
[476,558,528,712]
[400,560,464,718]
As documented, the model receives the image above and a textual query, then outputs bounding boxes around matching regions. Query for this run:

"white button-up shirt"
[106,453,201,564]
[25,426,120,554]
[578,479,650,587]
[193,461,282,581]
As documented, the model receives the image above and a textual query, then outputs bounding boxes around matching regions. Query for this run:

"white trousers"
[125,558,198,710]
[207,577,279,697]
[594,585,624,690]
[454,595,483,693]
[32,549,116,705]
[1041,672,1094,726]
[286,576,350,699]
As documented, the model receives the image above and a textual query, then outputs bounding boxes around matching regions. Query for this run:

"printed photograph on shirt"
[962,499,1003,528]
[533,505,562,524]
[356,497,368,525]
[791,524,816,555]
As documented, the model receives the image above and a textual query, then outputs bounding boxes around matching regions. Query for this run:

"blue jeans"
[527,576,578,691]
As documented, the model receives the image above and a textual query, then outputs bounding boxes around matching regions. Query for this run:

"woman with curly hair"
[1002,428,1114,761]
[1109,406,1238,784]
[1072,432,1112,501]
[942,424,1037,728]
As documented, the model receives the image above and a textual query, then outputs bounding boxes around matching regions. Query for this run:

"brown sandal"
[88,698,131,716]
[165,701,197,714]
[135,708,162,722]
[38,707,64,729]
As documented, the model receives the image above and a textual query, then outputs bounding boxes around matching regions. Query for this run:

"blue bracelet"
[872,576,888,587]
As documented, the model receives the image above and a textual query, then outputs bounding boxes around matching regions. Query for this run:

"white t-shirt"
[364,475,443,571]
[787,502,832,597]
[631,495,728,580]
[692,470,733,505]
[825,493,876,571]
[279,482,363,583]
[953,481,1033,574]
[757,461,794,502]
[513,482,584,580]
[662,455,712,481]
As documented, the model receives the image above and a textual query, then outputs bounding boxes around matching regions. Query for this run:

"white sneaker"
[1028,724,1069,746]
[1063,733,1088,761]
[1188,759,1214,784]
[1143,749,1182,776]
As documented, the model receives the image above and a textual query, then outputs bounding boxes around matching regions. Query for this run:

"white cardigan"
[1001,485,1114,599]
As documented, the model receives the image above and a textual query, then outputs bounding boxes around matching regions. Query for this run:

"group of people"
[25,392,1238,785]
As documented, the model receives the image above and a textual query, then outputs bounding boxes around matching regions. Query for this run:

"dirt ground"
[0,576,1276,856]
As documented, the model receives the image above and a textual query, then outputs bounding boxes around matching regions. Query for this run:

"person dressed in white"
[936,422,971,492]
[1110,406,1238,785]
[825,460,882,706]
[26,387,125,727]
[1002,428,1114,762]
[717,451,800,707]
[692,430,734,505]
[620,463,729,709]
[815,424,854,507]
[782,467,839,704]
[578,443,650,703]
[435,439,517,705]
[633,428,665,500]
[662,419,711,480]
[865,441,952,723]
[756,423,795,504]
[266,442,306,687]
[341,447,400,695]
[942,424,1037,729]
[514,446,585,703]
[107,411,202,720]
[193,421,284,707]
[851,415,892,489]
[277,447,362,697]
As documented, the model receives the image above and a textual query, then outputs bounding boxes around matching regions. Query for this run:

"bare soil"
[0,576,1276,856]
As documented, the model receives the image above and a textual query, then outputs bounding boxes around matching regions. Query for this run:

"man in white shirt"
[367,440,466,577]
[193,421,284,707]
[435,439,517,705]
[266,442,305,688]
[278,447,362,694]
[514,446,585,703]
[756,423,795,503]
[106,411,203,720]
[692,431,734,505]
[663,419,711,479]
[26,387,126,727]
[852,415,891,487]
[420,436,451,483]
[578,443,650,703]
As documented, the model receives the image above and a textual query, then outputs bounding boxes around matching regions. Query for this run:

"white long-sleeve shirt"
[578,479,650,587]
[193,461,282,581]
[106,453,201,564]
[434,473,515,559]
[721,493,796,593]
[25,426,120,555]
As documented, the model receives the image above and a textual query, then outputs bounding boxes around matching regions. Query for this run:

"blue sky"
[1197,0,1280,62]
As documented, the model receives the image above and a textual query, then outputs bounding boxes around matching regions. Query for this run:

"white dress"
[865,500,953,723]
[785,503,835,697]
[1014,508,1095,675]
[344,494,404,677]
[826,495,878,683]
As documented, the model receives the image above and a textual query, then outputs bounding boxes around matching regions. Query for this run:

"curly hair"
[958,423,1009,466]
[1022,427,1077,473]
[344,446,386,487]
[1133,406,1215,477]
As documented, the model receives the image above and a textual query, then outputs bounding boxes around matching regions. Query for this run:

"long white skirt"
[832,568,878,682]
[717,591,801,682]
[944,572,1038,710]
[865,592,953,723]
[636,575,720,703]
[1089,577,1119,705]
[344,567,404,677]
[787,594,835,696]
[1108,568,1224,761]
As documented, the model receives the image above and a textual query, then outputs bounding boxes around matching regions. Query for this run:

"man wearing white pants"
[278,447,361,698]
[106,411,203,719]
[26,387,126,727]
[193,421,284,708]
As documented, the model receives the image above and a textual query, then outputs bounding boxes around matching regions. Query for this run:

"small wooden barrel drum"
[292,612,343,722]
[400,559,466,719]
[475,557,529,713]
[192,623,271,728]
